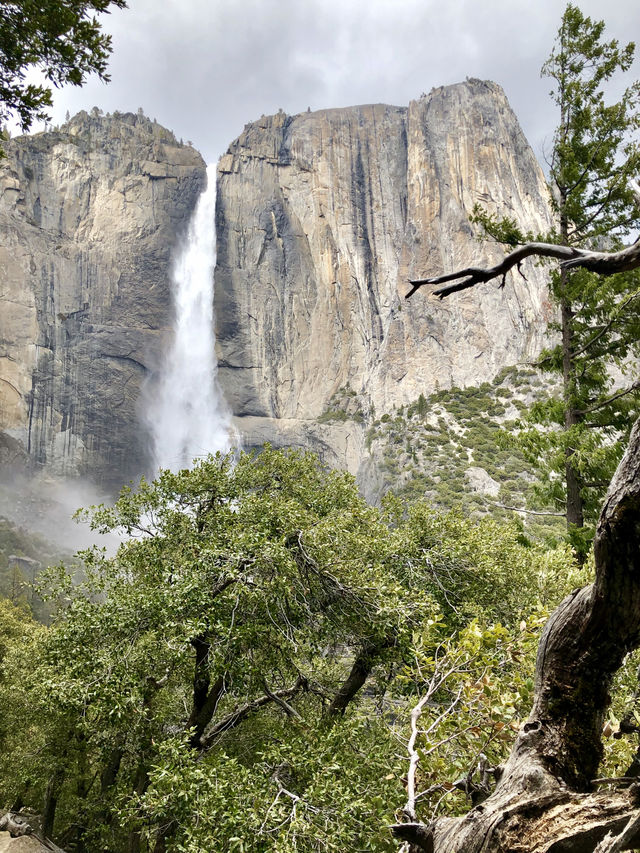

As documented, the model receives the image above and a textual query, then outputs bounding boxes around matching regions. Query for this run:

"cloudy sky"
[38,0,640,166]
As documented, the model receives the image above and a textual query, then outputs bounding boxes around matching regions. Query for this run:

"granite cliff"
[0,110,206,486]
[215,79,554,481]
[0,81,554,491]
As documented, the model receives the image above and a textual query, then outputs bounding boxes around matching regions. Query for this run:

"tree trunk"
[187,635,225,747]
[561,291,585,533]
[327,638,394,717]
[42,767,65,840]
[393,418,640,852]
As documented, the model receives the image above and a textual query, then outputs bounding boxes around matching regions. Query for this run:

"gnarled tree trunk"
[394,418,640,852]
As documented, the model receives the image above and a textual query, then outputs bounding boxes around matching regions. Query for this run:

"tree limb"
[327,637,395,717]
[406,239,640,299]
[569,289,640,360]
[397,419,640,851]
[263,678,303,720]
[198,675,308,750]
[576,380,640,416]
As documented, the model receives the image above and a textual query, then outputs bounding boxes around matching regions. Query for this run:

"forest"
[0,2,640,852]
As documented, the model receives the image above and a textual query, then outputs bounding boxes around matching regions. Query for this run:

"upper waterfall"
[148,164,233,471]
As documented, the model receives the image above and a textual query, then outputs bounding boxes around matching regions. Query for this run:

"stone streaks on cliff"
[0,111,206,485]
[0,82,556,495]
[216,102,410,421]
[215,80,554,479]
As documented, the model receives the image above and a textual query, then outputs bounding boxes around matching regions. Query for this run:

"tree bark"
[187,634,226,747]
[392,418,640,852]
[327,638,394,717]
[559,284,586,539]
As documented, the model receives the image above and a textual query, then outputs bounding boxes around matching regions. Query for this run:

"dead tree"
[393,186,640,852]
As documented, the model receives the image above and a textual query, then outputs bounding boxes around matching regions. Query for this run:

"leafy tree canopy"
[0,0,127,132]
[465,4,640,554]
[0,448,582,851]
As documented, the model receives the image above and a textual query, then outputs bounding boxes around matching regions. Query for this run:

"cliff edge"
[215,79,554,481]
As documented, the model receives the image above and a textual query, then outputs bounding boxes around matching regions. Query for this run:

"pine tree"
[539,5,640,544]
[470,5,640,556]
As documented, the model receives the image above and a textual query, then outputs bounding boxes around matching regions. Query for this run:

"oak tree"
[0,0,127,132]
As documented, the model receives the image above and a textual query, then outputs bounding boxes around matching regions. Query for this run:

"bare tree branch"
[406,239,640,299]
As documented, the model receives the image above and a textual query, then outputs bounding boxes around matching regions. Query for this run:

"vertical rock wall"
[0,112,206,485]
[0,82,555,491]
[215,80,554,472]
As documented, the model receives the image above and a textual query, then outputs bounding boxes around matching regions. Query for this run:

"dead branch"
[406,179,640,299]
[0,812,34,837]
[406,239,640,299]
[403,693,434,823]
[389,419,640,852]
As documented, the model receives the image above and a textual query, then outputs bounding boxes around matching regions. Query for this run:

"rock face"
[1,82,555,492]
[0,111,206,486]
[215,79,554,476]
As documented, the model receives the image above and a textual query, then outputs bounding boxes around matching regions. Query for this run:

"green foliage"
[542,4,640,242]
[0,0,128,132]
[318,386,366,424]
[398,615,544,820]
[0,444,590,851]
[395,505,582,627]
[131,715,404,853]
[0,448,437,851]
[469,205,531,247]
[365,369,565,545]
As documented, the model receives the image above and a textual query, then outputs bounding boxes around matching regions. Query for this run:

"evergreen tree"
[472,4,640,555]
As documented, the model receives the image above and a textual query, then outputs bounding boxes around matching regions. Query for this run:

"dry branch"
[406,239,640,299]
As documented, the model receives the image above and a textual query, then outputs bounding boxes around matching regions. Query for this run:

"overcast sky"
[37,0,640,166]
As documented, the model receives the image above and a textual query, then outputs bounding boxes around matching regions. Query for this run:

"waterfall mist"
[148,164,233,472]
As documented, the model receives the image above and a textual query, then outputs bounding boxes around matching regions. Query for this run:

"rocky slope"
[215,79,554,481]
[0,110,206,486]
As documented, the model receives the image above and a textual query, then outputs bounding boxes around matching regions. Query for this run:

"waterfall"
[148,164,233,471]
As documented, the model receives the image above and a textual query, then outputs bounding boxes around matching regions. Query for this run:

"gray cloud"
[41,0,640,166]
